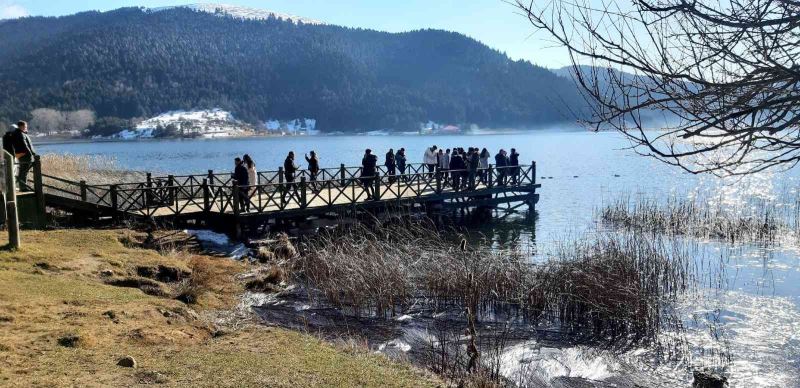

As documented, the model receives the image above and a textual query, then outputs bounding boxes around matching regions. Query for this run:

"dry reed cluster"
[534,234,690,343]
[40,153,146,184]
[293,220,690,344]
[599,196,786,245]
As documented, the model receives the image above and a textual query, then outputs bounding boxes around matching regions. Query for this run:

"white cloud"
[0,2,29,20]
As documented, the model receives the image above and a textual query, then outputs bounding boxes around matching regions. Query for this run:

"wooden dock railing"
[34,161,539,219]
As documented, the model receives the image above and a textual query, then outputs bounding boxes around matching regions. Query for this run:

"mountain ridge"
[0,6,588,134]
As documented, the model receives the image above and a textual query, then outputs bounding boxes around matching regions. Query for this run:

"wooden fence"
[35,161,538,219]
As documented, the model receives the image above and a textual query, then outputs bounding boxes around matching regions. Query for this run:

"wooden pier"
[30,160,540,237]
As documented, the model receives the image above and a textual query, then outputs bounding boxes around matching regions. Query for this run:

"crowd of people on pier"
[416,145,521,191]
[232,144,523,205]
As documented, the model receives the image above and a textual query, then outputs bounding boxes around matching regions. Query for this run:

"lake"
[39,130,800,386]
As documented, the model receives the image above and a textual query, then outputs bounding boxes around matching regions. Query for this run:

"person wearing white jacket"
[424,145,438,177]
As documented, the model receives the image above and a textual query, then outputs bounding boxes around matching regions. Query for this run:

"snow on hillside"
[150,3,325,25]
[115,109,250,139]
[262,118,318,135]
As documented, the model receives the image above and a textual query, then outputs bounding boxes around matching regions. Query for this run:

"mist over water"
[41,130,800,386]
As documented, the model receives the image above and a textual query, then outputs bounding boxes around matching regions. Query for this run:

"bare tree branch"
[514,0,800,175]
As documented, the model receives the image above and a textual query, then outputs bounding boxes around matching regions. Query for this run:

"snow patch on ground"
[378,339,412,353]
[238,291,275,311]
[500,342,620,383]
[184,229,249,259]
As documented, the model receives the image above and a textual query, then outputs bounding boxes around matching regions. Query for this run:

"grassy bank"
[0,229,438,387]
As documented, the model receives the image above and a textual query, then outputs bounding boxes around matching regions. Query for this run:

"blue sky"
[0,0,571,68]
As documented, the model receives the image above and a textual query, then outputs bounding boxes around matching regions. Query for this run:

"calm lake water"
[40,130,800,387]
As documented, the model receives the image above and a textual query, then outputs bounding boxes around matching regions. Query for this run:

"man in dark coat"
[305,151,320,192]
[305,151,319,181]
[468,148,480,190]
[395,148,407,181]
[385,149,396,183]
[509,148,520,185]
[495,149,508,186]
[10,121,36,191]
[361,149,378,200]
[284,151,298,183]
[233,157,249,211]
[449,150,465,191]
[283,151,299,203]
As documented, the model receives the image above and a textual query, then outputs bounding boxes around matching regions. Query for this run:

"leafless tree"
[30,108,95,135]
[514,0,800,175]
[30,108,63,134]
[65,110,96,133]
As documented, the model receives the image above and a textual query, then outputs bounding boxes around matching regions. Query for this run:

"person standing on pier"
[468,148,480,190]
[233,157,250,212]
[495,149,508,186]
[243,154,258,198]
[424,145,438,177]
[361,149,378,200]
[479,148,490,184]
[305,151,320,191]
[449,149,465,191]
[283,151,299,203]
[439,149,451,186]
[395,148,406,181]
[509,148,520,185]
[385,148,396,183]
[10,121,36,191]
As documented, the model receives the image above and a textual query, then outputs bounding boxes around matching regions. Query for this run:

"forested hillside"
[0,6,587,133]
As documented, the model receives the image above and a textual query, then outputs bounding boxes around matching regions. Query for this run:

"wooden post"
[300,177,307,208]
[436,169,442,193]
[278,167,284,184]
[0,192,6,225]
[207,170,214,184]
[232,180,241,239]
[4,151,19,249]
[167,175,176,205]
[232,181,240,215]
[80,181,88,202]
[146,172,153,206]
[529,161,538,212]
[110,185,119,212]
[202,178,210,213]
[340,164,346,187]
[6,202,19,249]
[488,164,494,188]
[32,155,45,223]
[374,171,381,200]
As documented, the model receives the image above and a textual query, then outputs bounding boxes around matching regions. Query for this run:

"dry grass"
[599,195,785,245]
[295,221,690,341]
[0,228,438,387]
[292,221,692,385]
[40,153,146,184]
[530,233,691,343]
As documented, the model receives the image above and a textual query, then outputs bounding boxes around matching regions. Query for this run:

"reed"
[294,221,690,344]
[287,219,699,386]
[40,153,146,184]
[529,233,691,343]
[599,195,784,245]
